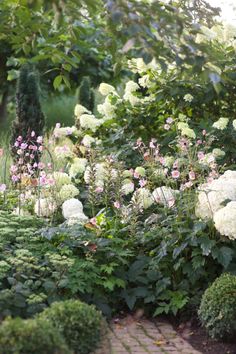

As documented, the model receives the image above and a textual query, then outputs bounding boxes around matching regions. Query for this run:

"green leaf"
[199,236,216,256]
[53,75,63,90]
[213,246,234,269]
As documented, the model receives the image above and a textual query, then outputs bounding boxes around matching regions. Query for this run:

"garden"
[1,0,236,353]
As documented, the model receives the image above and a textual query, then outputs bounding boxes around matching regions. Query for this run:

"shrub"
[198,273,236,339]
[0,317,71,354]
[77,76,95,112]
[38,299,105,354]
[11,64,45,159]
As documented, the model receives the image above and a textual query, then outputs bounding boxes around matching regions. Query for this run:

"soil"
[176,320,236,354]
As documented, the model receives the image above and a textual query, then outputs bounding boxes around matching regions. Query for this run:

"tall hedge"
[77,76,95,112]
[11,64,45,150]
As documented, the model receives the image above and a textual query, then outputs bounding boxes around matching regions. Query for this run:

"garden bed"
[177,321,236,354]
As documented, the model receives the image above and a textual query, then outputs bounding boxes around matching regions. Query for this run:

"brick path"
[108,316,201,354]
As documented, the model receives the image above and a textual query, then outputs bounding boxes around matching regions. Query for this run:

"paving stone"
[110,317,201,354]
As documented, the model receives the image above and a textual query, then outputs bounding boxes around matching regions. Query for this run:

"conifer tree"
[11,64,45,150]
[77,76,95,112]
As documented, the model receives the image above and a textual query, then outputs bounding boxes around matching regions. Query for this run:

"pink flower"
[133,171,140,179]
[30,154,35,159]
[166,117,174,124]
[139,179,147,188]
[0,184,6,192]
[17,149,23,155]
[38,162,45,170]
[37,136,43,144]
[17,136,23,142]
[20,143,28,149]
[171,170,180,179]
[90,217,97,226]
[168,198,175,208]
[164,124,170,130]
[12,175,19,182]
[10,165,18,173]
[202,129,207,136]
[31,131,36,137]
[56,123,61,129]
[149,140,156,148]
[185,181,193,188]
[66,128,73,135]
[197,151,205,160]
[38,146,43,152]
[173,160,178,169]
[14,141,19,148]
[189,171,196,180]
[95,186,103,193]
[196,139,202,145]
[114,201,121,209]
[159,157,165,165]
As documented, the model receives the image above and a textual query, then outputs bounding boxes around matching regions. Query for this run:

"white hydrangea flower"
[127,58,148,74]
[74,104,90,118]
[123,92,140,106]
[59,184,79,202]
[152,186,179,207]
[79,114,103,132]
[69,158,88,177]
[214,201,236,240]
[99,83,116,96]
[97,96,116,120]
[121,180,135,195]
[81,134,95,147]
[233,119,236,130]
[177,122,189,130]
[181,127,196,139]
[125,81,139,93]
[54,126,78,138]
[196,178,236,220]
[138,74,152,88]
[183,94,193,102]
[135,166,146,177]
[132,188,154,209]
[212,148,225,159]
[54,145,74,159]
[213,117,229,130]
[219,170,236,180]
[62,198,88,224]
[34,198,57,217]
[53,172,71,189]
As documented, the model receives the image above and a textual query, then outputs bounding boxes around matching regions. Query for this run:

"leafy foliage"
[38,300,105,354]
[198,273,236,339]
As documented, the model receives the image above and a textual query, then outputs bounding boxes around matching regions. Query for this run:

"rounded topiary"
[198,273,236,339]
[38,299,105,354]
[0,317,71,354]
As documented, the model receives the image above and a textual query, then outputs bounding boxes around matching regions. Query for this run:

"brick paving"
[108,316,201,354]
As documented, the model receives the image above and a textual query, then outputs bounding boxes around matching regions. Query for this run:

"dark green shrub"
[198,273,236,339]
[0,317,71,354]
[77,76,95,112]
[39,299,104,354]
[11,64,45,158]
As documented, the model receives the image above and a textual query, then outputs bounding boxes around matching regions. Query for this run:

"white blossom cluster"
[196,170,236,239]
